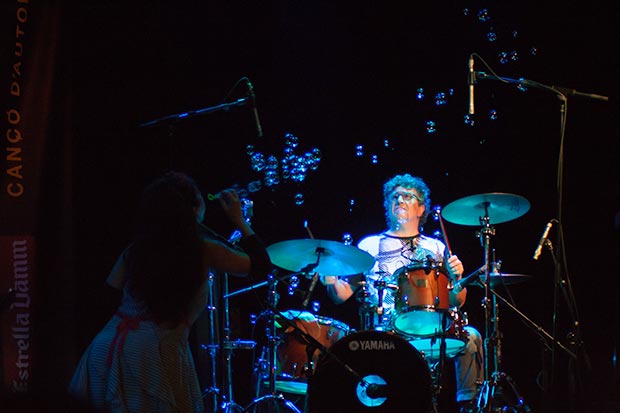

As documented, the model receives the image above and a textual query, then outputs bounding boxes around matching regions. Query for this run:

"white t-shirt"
[356,232,448,317]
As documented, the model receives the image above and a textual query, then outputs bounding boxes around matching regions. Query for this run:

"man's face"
[388,186,425,225]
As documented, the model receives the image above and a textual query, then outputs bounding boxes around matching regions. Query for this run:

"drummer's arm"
[321,275,359,304]
[449,275,467,307]
[447,255,467,307]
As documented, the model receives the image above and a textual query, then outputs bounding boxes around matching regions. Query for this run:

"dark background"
[4,1,620,411]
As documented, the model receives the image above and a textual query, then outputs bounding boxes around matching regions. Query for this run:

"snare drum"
[275,310,351,394]
[392,265,453,337]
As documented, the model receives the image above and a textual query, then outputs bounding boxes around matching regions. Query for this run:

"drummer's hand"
[447,255,464,278]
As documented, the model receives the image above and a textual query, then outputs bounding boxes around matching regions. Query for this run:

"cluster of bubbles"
[415,86,502,132]
[287,274,299,296]
[354,138,394,166]
[246,132,322,206]
[414,6,540,131]
[464,7,539,65]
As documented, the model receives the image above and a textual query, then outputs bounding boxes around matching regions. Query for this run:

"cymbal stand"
[241,273,303,413]
[477,209,495,384]
[475,208,497,412]
[475,208,531,412]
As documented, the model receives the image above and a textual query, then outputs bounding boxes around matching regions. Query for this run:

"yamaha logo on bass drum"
[348,339,397,351]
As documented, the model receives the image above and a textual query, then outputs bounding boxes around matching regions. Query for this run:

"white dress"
[68,253,208,412]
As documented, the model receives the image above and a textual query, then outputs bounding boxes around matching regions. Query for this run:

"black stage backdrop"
[1,1,618,412]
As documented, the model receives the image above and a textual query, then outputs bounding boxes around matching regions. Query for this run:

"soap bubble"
[294,193,305,205]
[426,120,437,133]
[342,233,353,245]
[355,144,364,157]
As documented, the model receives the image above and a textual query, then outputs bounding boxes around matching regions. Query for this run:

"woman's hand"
[218,189,255,237]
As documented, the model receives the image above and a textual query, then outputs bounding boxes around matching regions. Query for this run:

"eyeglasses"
[390,191,422,203]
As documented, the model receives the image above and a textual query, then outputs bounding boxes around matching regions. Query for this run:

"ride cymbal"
[267,239,375,277]
[441,192,530,226]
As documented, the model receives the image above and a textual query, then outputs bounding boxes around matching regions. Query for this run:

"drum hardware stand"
[200,272,223,413]
[249,278,385,413]
[201,213,258,413]
[474,208,531,412]
[201,271,258,412]
[356,274,395,331]
[242,273,303,413]
[356,274,374,331]
[220,269,259,413]
[373,280,387,331]
[483,285,577,412]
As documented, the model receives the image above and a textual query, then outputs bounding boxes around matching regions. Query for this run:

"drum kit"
[207,193,535,413]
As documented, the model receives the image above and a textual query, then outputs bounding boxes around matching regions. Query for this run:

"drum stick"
[434,206,457,291]
[301,220,320,308]
[303,219,315,239]
[433,206,453,256]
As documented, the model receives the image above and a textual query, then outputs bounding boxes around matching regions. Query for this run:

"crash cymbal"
[441,192,530,226]
[476,272,532,287]
[267,239,375,277]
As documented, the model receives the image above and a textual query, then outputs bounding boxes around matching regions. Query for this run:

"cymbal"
[267,239,375,277]
[441,192,530,226]
[476,272,532,287]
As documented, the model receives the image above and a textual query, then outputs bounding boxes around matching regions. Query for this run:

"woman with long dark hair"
[69,172,271,412]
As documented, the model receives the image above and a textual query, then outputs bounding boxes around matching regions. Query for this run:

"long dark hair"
[125,172,205,324]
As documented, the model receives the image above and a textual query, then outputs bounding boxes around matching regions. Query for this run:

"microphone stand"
[475,67,598,409]
[485,283,576,361]
[544,227,587,411]
[475,72,609,102]
[138,97,249,128]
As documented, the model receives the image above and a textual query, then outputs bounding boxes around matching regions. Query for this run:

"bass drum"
[307,330,432,413]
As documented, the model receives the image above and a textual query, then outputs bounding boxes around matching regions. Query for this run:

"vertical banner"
[0,236,35,393]
[1,1,62,396]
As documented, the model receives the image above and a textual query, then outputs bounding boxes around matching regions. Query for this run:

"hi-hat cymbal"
[476,272,532,287]
[267,239,375,277]
[441,192,530,226]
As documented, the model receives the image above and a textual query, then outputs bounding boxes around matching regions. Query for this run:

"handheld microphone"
[468,54,475,115]
[245,78,264,138]
[533,219,554,260]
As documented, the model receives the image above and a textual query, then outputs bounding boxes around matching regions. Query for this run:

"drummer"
[320,173,483,412]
